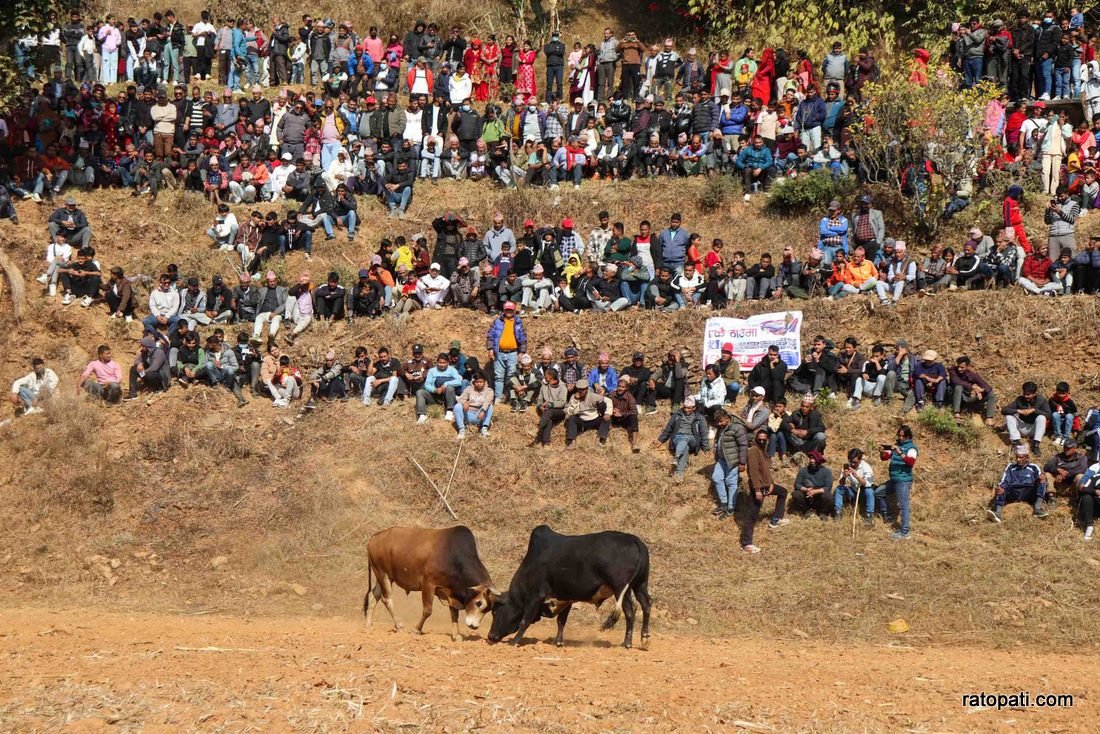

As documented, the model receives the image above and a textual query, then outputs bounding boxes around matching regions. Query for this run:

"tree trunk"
[0,241,26,322]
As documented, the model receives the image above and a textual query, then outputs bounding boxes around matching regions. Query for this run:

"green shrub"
[699,175,731,212]
[766,171,854,213]
[916,406,979,447]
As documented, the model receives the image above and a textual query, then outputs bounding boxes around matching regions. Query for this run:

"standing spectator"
[596,28,619,102]
[741,428,790,552]
[543,30,566,101]
[875,425,918,539]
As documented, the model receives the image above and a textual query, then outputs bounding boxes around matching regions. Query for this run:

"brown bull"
[364,525,497,641]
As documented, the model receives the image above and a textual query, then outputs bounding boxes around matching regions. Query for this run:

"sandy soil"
[0,603,1093,733]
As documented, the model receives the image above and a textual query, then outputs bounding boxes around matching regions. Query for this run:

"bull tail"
[363,561,373,618]
[601,539,646,631]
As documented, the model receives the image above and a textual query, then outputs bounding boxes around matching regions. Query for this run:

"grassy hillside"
[1,178,1098,653]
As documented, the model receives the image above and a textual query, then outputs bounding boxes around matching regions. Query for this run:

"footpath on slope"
[0,605,1092,732]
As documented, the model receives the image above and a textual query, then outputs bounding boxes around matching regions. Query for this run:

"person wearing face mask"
[1034,11,1062,101]
[741,428,790,552]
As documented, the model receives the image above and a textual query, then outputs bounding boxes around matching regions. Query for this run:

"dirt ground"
[0,603,1092,733]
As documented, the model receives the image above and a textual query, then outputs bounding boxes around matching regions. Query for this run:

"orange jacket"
[841,259,878,287]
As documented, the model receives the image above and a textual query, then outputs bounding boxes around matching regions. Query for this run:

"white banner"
[702,311,803,372]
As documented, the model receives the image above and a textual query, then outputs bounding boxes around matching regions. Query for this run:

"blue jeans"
[16,386,34,410]
[671,435,698,474]
[834,483,875,515]
[336,211,357,237]
[363,375,400,405]
[455,404,493,430]
[725,382,741,403]
[1072,57,1082,95]
[321,142,343,171]
[1037,57,1053,97]
[875,479,912,535]
[494,351,518,402]
[963,56,983,88]
[142,314,180,336]
[620,280,646,306]
[767,430,787,457]
[711,459,739,510]
[1054,67,1070,98]
[386,187,412,212]
[1052,412,1075,440]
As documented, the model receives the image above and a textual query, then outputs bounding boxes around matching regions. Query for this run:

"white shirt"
[449,75,472,105]
[403,110,424,143]
[12,369,59,397]
[214,212,238,238]
[268,162,293,199]
[45,241,72,264]
[841,460,875,489]
[416,273,450,305]
[190,21,215,47]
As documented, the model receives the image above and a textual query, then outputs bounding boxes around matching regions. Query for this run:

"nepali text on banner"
[702,311,803,372]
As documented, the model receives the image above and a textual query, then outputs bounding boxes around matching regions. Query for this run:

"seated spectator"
[173,332,206,386]
[787,335,836,396]
[766,398,790,466]
[509,354,539,412]
[314,272,347,322]
[1018,244,1057,295]
[9,358,58,416]
[345,347,372,397]
[1049,381,1079,448]
[36,233,72,298]
[784,395,827,457]
[125,335,169,401]
[416,262,450,309]
[835,447,876,521]
[416,352,462,423]
[834,336,865,410]
[144,273,182,338]
[78,345,123,404]
[834,245,878,299]
[1071,234,1100,294]
[587,352,619,396]
[954,239,993,289]
[744,252,776,300]
[103,267,137,322]
[306,350,348,409]
[56,246,101,307]
[791,450,834,518]
[735,136,774,201]
[1076,461,1100,540]
[455,371,495,439]
[565,382,613,446]
[204,335,248,407]
[1044,438,1087,501]
[47,196,93,248]
[652,349,687,407]
[948,355,996,425]
[911,349,947,410]
[654,395,708,483]
[363,346,403,406]
[988,445,1048,522]
[532,368,568,447]
[609,379,641,453]
[747,345,787,404]
[267,353,303,408]
[1002,381,1051,457]
[874,240,917,305]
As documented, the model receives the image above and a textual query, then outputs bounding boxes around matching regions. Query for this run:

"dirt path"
[0,606,1093,732]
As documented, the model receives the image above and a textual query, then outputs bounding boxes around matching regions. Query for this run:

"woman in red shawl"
[464,39,483,100]
[1003,184,1031,253]
[480,35,502,102]
[101,102,119,151]
[751,48,776,105]
[794,49,815,94]
[908,48,930,86]
[515,39,538,100]
[710,49,733,96]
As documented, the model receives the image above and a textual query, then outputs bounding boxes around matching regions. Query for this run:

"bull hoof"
[394,623,404,632]
[452,634,462,642]
[555,640,564,648]
[622,642,633,649]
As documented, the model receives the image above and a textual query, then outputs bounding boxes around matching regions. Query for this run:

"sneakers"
[672,472,684,484]
[61,294,74,305]
[48,284,57,297]
[1030,440,1042,458]
[122,394,140,402]
[742,193,751,203]
[1033,503,1049,519]
[741,544,761,554]
[272,398,289,408]
[444,410,454,421]
[889,530,910,540]
[479,426,489,437]
[416,414,428,424]
[35,274,48,285]
[80,295,93,308]
[305,399,317,410]
[987,505,1003,523]
[768,518,791,528]
[23,405,44,416]
[457,428,466,440]
[1086,526,1095,541]
[711,506,726,516]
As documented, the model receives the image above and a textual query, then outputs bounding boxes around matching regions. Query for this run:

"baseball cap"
[212,275,223,286]
[564,347,579,357]
[412,343,424,353]
[281,152,293,161]
[520,354,532,365]
[450,339,462,350]
[429,262,441,271]
[751,386,766,396]
[371,254,382,265]
[358,268,370,278]
[503,301,516,311]
[561,218,573,228]
[523,218,535,228]
[632,351,645,360]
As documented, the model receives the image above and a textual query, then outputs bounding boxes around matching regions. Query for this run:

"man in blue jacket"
[657,213,690,275]
[416,352,463,423]
[735,136,774,203]
[988,445,1049,522]
[485,300,527,404]
[794,86,826,153]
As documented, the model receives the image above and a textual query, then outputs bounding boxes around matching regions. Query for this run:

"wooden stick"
[852,484,861,538]
[410,457,458,520]
[444,440,463,500]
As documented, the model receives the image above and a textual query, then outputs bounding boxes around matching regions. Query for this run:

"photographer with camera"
[875,425,918,540]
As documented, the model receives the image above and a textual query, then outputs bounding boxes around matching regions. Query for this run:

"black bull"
[487,525,652,648]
